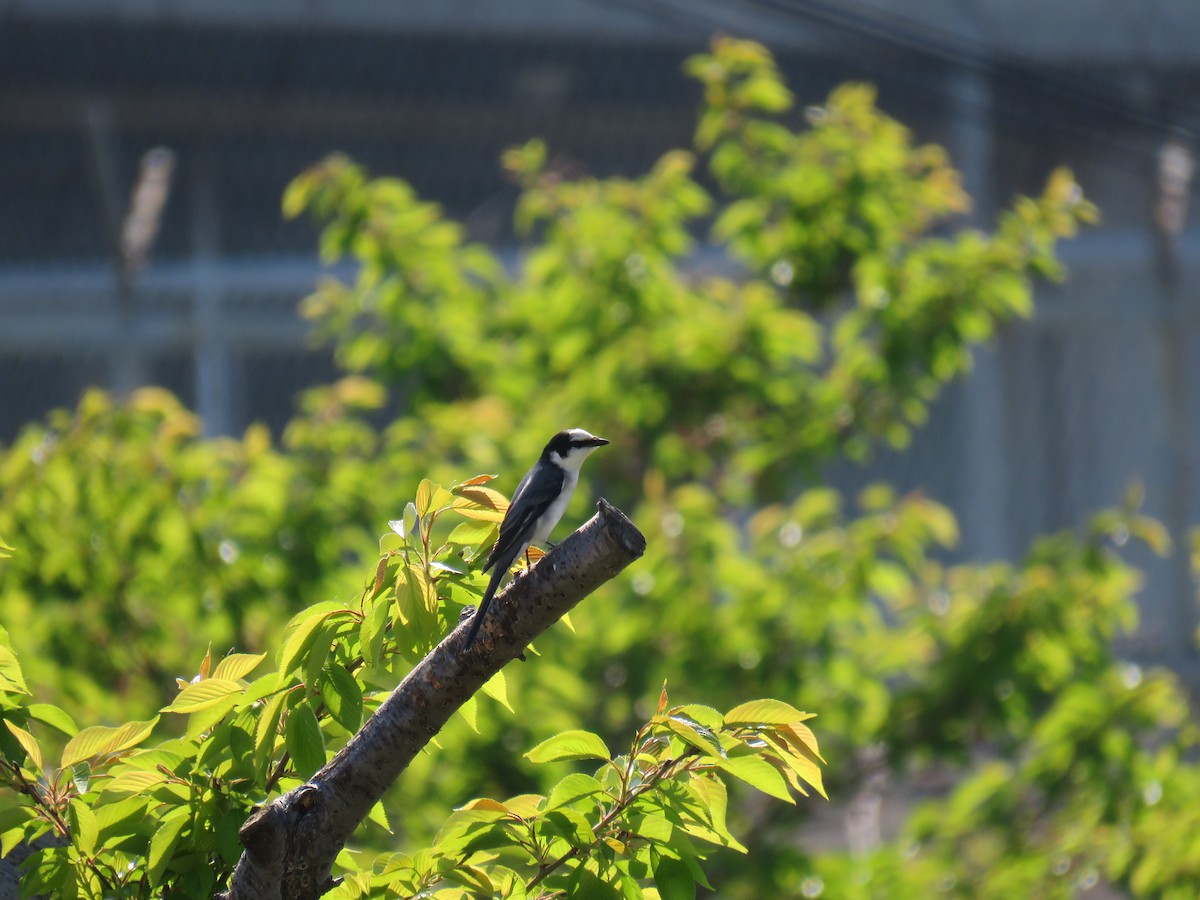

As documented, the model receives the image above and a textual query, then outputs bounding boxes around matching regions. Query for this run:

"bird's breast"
[530,471,577,546]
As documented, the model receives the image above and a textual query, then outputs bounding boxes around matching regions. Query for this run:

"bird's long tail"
[464,564,508,649]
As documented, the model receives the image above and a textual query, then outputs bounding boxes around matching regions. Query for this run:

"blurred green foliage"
[2,35,1199,898]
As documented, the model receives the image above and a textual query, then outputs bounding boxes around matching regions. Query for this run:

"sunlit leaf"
[61,718,158,769]
[723,699,815,728]
[161,678,244,714]
[26,704,78,737]
[481,670,513,713]
[525,730,610,764]
[4,721,42,771]
[212,652,269,682]
[712,753,794,804]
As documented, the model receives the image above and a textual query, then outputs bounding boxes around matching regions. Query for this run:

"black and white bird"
[463,428,609,648]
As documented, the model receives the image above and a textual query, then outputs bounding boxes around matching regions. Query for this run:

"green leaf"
[147,807,190,887]
[447,519,499,550]
[481,670,514,713]
[211,652,269,682]
[0,813,33,868]
[285,704,325,779]
[379,531,405,554]
[664,715,725,759]
[216,810,245,867]
[542,808,594,847]
[101,768,168,796]
[186,691,242,739]
[303,624,332,691]
[713,753,795,803]
[525,730,611,764]
[0,645,28,695]
[26,704,78,737]
[722,699,814,727]
[366,799,392,834]
[415,479,453,518]
[686,774,746,852]
[61,718,158,769]
[447,487,508,522]
[4,721,42,771]
[68,799,98,856]
[767,728,827,798]
[238,674,282,708]
[629,813,675,844]
[255,691,288,769]
[360,596,391,667]
[546,773,606,811]
[320,664,364,732]
[278,610,336,680]
[568,864,623,899]
[458,695,479,733]
[653,853,697,900]
[161,678,244,713]
[95,794,153,846]
[446,864,495,896]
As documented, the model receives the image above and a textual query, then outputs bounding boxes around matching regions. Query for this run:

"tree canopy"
[1,36,1197,899]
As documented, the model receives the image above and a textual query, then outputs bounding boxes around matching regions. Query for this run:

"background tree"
[1,36,1198,898]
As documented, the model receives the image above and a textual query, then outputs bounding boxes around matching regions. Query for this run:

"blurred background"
[1,0,1198,672]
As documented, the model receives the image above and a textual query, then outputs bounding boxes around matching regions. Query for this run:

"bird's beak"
[587,437,610,447]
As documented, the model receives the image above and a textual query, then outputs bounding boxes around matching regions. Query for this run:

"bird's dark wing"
[483,461,564,573]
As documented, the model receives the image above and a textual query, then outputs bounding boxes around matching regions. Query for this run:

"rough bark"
[218,499,645,900]
[0,833,66,900]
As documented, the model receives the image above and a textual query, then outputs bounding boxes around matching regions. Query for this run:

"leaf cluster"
[0,479,827,898]
[334,693,822,899]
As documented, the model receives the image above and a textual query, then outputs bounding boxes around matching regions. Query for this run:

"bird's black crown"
[544,429,609,457]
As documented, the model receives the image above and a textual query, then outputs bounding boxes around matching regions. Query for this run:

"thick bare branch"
[219,499,645,900]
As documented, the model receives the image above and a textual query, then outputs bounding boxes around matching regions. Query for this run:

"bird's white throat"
[550,447,599,475]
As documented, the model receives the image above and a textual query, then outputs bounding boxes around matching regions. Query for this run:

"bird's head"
[544,428,609,472]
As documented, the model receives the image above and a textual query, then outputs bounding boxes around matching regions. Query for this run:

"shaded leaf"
[285,704,325,778]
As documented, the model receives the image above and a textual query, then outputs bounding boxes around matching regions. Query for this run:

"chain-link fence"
[2,1,1198,669]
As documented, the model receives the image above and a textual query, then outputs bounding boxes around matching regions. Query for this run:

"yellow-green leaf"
[458,695,479,734]
[101,769,168,796]
[0,645,28,695]
[448,487,509,522]
[723,699,814,727]
[26,704,78,737]
[161,678,244,714]
[481,670,513,713]
[415,479,453,517]
[278,610,335,680]
[61,718,158,769]
[713,753,794,804]
[4,721,42,771]
[212,652,269,682]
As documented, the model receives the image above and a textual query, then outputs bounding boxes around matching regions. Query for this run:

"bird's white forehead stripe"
[565,428,594,440]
